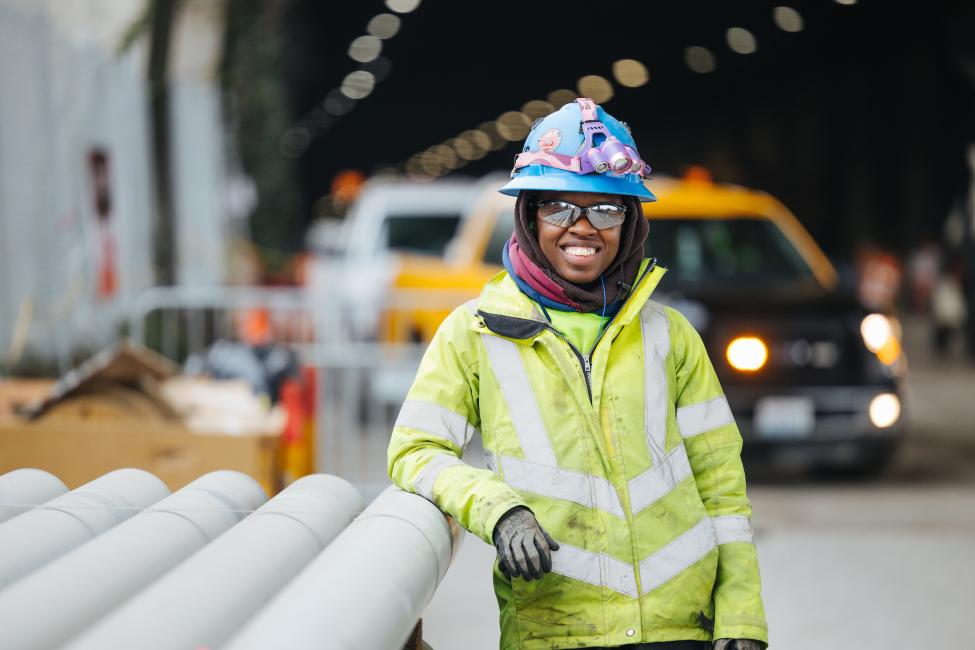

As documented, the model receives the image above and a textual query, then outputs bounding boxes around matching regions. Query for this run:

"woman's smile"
[535,190,622,284]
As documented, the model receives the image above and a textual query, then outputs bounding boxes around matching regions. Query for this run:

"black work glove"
[492,506,559,581]
[713,639,766,650]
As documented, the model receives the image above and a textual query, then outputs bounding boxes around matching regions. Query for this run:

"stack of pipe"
[0,470,266,650]
[0,468,68,524]
[0,471,462,649]
[67,473,364,650]
[0,468,170,590]
[225,485,464,650]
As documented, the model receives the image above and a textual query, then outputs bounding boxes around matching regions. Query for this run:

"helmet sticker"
[539,128,562,153]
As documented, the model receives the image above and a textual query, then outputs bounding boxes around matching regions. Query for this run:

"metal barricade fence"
[127,285,477,492]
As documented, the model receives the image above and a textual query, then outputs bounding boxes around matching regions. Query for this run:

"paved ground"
[422,314,975,649]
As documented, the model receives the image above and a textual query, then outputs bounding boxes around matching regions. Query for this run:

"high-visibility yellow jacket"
[388,261,768,649]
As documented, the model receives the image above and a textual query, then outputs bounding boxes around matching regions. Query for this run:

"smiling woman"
[388,98,768,650]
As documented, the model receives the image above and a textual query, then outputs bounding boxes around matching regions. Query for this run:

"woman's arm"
[387,306,528,545]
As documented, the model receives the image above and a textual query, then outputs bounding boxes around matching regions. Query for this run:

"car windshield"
[483,208,516,266]
[645,217,816,287]
[380,214,462,255]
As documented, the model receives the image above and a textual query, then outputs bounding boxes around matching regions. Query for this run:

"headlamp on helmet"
[511,98,651,179]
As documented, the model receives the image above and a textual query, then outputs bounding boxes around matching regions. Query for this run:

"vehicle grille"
[705,316,866,387]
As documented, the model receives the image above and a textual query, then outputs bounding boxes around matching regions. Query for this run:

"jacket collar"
[473,259,667,341]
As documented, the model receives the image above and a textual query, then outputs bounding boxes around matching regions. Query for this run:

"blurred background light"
[860,314,893,352]
[280,127,311,158]
[404,156,424,177]
[612,59,650,88]
[727,336,769,371]
[386,0,422,13]
[309,109,333,129]
[861,314,903,365]
[359,56,392,82]
[521,100,554,120]
[869,393,901,428]
[685,46,717,73]
[546,88,577,107]
[477,121,507,151]
[340,71,375,99]
[727,27,758,54]
[448,137,475,161]
[834,0,857,5]
[428,144,459,170]
[324,90,355,115]
[773,6,804,32]
[495,111,531,141]
[576,74,614,103]
[416,151,443,176]
[367,13,401,39]
[348,35,382,63]
[458,130,491,159]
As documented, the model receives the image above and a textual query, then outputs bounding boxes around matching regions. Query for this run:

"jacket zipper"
[544,326,593,401]
[544,259,657,404]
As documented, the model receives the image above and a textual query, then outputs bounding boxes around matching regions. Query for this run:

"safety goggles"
[535,200,628,230]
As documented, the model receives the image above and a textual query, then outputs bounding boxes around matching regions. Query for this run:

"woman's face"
[533,190,624,284]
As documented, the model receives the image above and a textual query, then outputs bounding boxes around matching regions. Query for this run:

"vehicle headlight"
[726,336,768,372]
[860,313,901,365]
[868,393,901,428]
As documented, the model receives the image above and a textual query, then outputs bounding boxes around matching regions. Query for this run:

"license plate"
[754,396,815,439]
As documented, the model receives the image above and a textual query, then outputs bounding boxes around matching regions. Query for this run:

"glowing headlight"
[726,337,768,372]
[868,393,901,428]
[860,314,892,352]
[860,313,901,365]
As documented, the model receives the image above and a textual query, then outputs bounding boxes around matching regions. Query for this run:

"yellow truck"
[382,168,836,343]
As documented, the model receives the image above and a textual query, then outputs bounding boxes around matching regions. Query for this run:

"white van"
[307,176,487,340]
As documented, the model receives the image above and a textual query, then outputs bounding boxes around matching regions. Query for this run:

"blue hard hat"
[499,98,656,201]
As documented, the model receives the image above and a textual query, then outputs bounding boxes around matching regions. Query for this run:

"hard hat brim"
[498,172,657,202]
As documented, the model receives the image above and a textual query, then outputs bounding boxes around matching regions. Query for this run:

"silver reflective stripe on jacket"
[628,444,694,514]
[639,516,717,593]
[712,515,754,545]
[640,302,671,457]
[677,395,734,438]
[499,456,625,519]
[551,542,639,598]
[549,517,717,597]
[395,399,478,450]
[481,334,557,466]
[413,454,463,501]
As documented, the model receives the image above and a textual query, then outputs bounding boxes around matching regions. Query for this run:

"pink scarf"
[507,235,582,310]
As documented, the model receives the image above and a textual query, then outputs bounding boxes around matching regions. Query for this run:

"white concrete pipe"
[67,474,364,650]
[225,486,464,650]
[0,468,169,589]
[0,470,267,650]
[0,468,68,524]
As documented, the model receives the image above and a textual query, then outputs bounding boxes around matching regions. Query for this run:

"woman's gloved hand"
[713,639,766,650]
[492,506,559,580]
